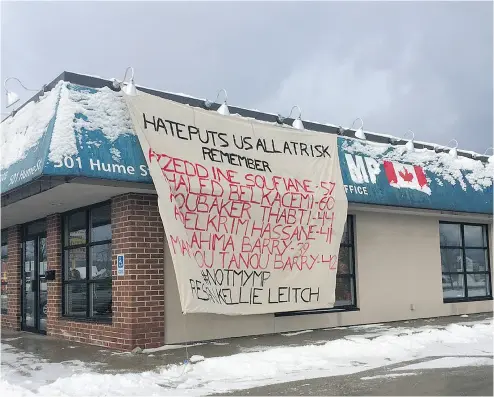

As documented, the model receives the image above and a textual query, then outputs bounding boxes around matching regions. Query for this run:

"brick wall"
[45,193,165,350]
[112,193,165,348]
[1,225,22,330]
[46,214,62,327]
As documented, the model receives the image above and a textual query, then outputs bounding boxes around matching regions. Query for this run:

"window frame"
[440,221,492,303]
[61,201,112,322]
[1,229,8,315]
[335,215,357,309]
[275,214,358,317]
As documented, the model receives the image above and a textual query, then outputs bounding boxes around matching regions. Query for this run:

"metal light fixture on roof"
[483,147,494,163]
[4,77,40,108]
[122,67,137,96]
[112,67,137,96]
[447,139,458,159]
[276,105,304,130]
[403,130,415,153]
[204,89,229,116]
[351,117,366,140]
[6,91,19,108]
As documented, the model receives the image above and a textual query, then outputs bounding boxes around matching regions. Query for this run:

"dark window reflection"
[91,204,111,242]
[335,216,356,308]
[440,222,491,301]
[67,212,87,246]
[63,203,112,320]
[1,230,8,314]
[65,284,87,317]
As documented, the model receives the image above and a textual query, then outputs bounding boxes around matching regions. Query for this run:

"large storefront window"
[276,215,357,316]
[1,230,8,314]
[440,222,492,301]
[335,215,357,307]
[63,203,112,320]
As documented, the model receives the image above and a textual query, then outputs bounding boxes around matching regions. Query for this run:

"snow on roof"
[49,83,133,164]
[342,138,493,192]
[104,73,487,159]
[0,81,62,170]
[1,72,492,196]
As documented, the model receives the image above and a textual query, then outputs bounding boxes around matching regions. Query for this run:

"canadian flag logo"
[383,160,431,195]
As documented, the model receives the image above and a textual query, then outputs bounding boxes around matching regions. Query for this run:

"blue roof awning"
[1,74,492,215]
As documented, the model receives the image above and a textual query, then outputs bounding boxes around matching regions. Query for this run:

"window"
[335,215,357,307]
[1,230,7,315]
[440,222,492,301]
[275,215,358,317]
[62,203,112,320]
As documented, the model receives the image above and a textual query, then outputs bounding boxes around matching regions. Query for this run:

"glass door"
[22,240,36,330]
[39,237,47,332]
[21,220,47,334]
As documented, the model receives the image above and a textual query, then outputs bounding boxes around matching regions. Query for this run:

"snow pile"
[342,138,494,191]
[394,356,493,371]
[1,380,36,397]
[48,83,134,164]
[0,342,97,393]
[1,82,63,170]
[361,372,417,380]
[281,330,313,337]
[1,318,492,397]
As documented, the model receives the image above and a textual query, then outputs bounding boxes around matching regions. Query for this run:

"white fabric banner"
[123,90,348,315]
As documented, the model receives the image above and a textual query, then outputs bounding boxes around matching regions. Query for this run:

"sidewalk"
[1,312,493,396]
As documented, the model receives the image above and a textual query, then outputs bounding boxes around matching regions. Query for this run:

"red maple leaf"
[399,167,414,182]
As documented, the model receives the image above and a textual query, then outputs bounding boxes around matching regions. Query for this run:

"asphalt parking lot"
[220,362,493,396]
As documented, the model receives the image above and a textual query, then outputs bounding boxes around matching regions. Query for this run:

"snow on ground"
[142,342,207,354]
[361,372,417,380]
[393,356,494,371]
[281,330,313,337]
[1,318,492,397]
[1,341,101,392]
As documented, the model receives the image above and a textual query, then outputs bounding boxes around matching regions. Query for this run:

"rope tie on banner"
[168,313,191,380]
[183,313,190,364]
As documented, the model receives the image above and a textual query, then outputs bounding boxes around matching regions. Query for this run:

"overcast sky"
[1,1,492,153]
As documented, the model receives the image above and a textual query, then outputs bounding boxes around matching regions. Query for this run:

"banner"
[123,90,348,315]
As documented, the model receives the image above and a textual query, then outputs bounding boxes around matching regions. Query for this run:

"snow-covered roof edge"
[2,71,491,163]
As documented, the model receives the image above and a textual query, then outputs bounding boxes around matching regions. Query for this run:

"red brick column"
[1,225,22,330]
[46,214,62,330]
[45,194,165,350]
[112,193,165,349]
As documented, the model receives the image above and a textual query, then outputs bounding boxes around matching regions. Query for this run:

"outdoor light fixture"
[276,105,304,130]
[6,91,19,108]
[4,77,41,108]
[483,147,494,163]
[403,130,415,153]
[351,117,366,140]
[112,67,137,96]
[447,139,458,159]
[204,89,229,116]
[338,118,365,139]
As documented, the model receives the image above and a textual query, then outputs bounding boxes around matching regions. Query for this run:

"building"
[1,71,492,351]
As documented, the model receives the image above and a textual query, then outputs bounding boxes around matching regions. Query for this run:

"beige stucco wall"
[164,207,493,344]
